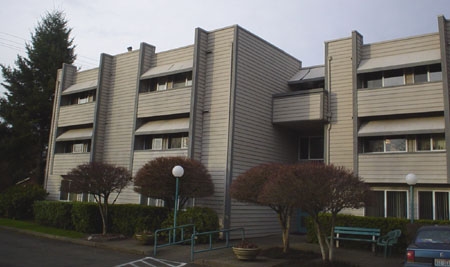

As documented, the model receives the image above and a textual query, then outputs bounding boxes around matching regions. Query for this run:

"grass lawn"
[0,218,85,239]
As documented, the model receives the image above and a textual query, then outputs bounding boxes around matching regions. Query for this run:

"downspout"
[326,55,333,164]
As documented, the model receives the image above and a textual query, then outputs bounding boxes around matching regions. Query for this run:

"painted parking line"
[116,256,187,267]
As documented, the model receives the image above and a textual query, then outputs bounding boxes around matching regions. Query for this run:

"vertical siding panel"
[194,27,235,226]
[328,37,354,169]
[230,27,301,237]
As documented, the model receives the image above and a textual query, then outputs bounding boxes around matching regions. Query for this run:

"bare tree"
[62,162,132,235]
[294,162,369,262]
[134,157,214,210]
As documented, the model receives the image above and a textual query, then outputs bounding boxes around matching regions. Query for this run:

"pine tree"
[0,10,76,189]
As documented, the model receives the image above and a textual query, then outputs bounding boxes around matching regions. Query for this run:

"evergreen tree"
[0,10,76,189]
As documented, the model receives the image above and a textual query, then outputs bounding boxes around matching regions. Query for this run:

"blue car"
[405,225,450,266]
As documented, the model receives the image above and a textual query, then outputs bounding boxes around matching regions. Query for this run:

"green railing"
[190,228,245,261]
[153,224,195,256]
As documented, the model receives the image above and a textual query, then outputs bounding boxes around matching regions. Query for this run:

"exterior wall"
[230,27,301,237]
[273,90,326,123]
[74,68,99,83]
[132,150,188,175]
[359,153,447,184]
[439,16,450,183]
[192,26,235,229]
[358,82,444,117]
[326,37,355,169]
[151,45,194,67]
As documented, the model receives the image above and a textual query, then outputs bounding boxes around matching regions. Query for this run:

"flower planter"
[134,233,153,245]
[232,247,261,261]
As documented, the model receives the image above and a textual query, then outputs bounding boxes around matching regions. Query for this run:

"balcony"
[137,87,191,118]
[58,102,95,127]
[358,82,443,117]
[133,150,188,175]
[272,89,328,127]
[52,153,91,175]
[359,152,448,184]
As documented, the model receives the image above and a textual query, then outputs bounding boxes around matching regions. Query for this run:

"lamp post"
[406,173,418,223]
[172,165,184,242]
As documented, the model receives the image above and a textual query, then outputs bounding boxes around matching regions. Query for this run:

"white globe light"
[172,165,184,178]
[405,173,418,185]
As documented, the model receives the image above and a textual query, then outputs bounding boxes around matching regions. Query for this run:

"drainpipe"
[326,56,333,164]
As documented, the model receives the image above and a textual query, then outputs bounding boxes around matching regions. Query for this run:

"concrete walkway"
[3,226,404,266]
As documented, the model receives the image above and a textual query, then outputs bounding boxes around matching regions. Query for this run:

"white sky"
[1,0,449,95]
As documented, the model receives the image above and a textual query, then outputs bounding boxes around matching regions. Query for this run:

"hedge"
[34,201,74,229]
[0,184,48,219]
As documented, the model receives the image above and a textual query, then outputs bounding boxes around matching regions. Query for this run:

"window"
[361,136,406,153]
[298,136,324,161]
[358,63,442,89]
[55,141,91,154]
[140,195,165,207]
[140,72,193,93]
[419,191,450,220]
[417,134,445,151]
[365,190,407,218]
[135,133,189,151]
[361,134,445,154]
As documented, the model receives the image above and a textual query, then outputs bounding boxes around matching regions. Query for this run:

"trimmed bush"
[71,202,102,234]
[162,206,220,243]
[109,204,169,236]
[33,201,74,229]
[0,184,47,219]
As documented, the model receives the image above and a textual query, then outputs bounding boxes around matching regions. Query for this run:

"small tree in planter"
[232,239,260,261]
[62,162,132,235]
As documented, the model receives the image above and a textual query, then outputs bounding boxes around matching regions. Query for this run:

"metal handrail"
[190,227,245,261]
[153,224,196,256]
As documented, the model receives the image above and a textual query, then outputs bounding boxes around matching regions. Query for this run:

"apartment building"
[45,16,450,236]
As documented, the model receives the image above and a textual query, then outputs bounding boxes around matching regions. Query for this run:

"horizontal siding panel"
[151,46,194,67]
[132,150,188,175]
[358,82,444,116]
[361,33,440,59]
[75,68,99,83]
[58,102,95,127]
[273,92,325,123]
[52,153,91,175]
[137,87,191,118]
[46,175,62,200]
[359,153,447,184]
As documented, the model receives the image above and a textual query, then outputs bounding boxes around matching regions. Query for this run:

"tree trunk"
[328,214,336,262]
[282,213,291,253]
[314,219,327,261]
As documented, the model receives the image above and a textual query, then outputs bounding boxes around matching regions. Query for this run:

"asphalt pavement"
[1,225,404,266]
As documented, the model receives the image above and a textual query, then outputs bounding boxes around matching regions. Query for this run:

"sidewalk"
[4,226,404,266]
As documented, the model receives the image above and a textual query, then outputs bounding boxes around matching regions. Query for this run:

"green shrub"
[162,206,220,243]
[71,202,102,233]
[0,184,48,219]
[33,201,74,230]
[109,204,169,236]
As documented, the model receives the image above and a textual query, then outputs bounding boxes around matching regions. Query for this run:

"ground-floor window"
[419,191,450,220]
[59,180,95,202]
[365,190,407,218]
[140,195,165,207]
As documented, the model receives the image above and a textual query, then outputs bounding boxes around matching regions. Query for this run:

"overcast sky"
[1,0,449,95]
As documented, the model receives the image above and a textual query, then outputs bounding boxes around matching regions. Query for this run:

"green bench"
[333,226,381,252]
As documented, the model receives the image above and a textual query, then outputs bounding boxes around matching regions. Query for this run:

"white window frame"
[152,138,163,150]
[418,190,450,220]
[365,189,408,218]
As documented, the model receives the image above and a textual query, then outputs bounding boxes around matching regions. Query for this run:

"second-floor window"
[55,140,91,154]
[61,90,96,106]
[360,134,445,153]
[140,72,192,93]
[135,133,189,151]
[358,63,442,89]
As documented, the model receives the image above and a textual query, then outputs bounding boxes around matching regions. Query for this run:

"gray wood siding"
[358,82,444,117]
[361,33,440,59]
[58,102,95,127]
[93,54,114,162]
[190,28,209,162]
[193,27,235,220]
[230,27,302,237]
[52,153,91,175]
[359,153,447,183]
[151,45,194,67]
[327,38,355,169]
[132,150,189,175]
[75,68,99,84]
[46,175,62,200]
[101,51,140,167]
[273,91,325,123]
[137,88,191,118]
